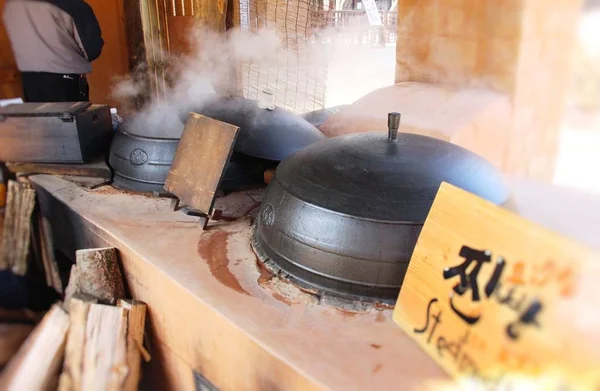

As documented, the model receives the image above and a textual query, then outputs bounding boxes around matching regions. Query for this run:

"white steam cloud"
[111,25,285,139]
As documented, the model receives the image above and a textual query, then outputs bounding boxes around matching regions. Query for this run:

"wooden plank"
[117,299,148,391]
[34,209,63,293]
[64,247,126,306]
[86,0,131,112]
[6,160,111,179]
[393,182,600,387]
[30,175,446,391]
[139,338,196,391]
[81,304,129,391]
[164,113,239,214]
[0,304,69,391]
[60,176,111,190]
[0,181,6,208]
[0,180,36,275]
[0,105,112,163]
[0,323,34,368]
[191,0,227,33]
[0,308,43,324]
[58,298,92,391]
[28,172,600,389]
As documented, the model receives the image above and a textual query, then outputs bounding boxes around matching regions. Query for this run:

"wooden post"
[395,0,583,180]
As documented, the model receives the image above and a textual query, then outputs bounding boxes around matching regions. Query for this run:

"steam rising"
[112,25,283,138]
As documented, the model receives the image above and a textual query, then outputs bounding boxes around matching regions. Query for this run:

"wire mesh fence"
[238,0,329,114]
[238,1,397,114]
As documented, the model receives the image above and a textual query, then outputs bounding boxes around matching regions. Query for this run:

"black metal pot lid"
[181,96,325,161]
[274,113,509,222]
[300,105,350,129]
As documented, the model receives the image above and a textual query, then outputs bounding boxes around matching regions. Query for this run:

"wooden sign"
[164,113,239,214]
[393,182,600,389]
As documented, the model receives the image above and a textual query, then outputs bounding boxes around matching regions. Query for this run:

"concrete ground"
[324,45,600,195]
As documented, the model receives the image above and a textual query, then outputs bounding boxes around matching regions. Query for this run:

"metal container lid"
[275,113,509,222]
[0,102,91,117]
[183,96,326,161]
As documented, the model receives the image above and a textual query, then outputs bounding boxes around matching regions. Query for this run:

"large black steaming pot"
[109,96,325,193]
[254,113,510,302]
[109,124,266,193]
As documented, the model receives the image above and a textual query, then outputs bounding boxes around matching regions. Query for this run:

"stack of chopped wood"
[0,247,150,391]
[0,178,62,309]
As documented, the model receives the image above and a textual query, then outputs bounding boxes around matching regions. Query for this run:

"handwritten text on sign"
[392,182,599,388]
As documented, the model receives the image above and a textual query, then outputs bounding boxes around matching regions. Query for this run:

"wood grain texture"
[0,304,69,391]
[29,174,600,391]
[65,248,126,306]
[394,0,582,180]
[58,298,91,391]
[0,180,36,275]
[0,105,113,164]
[0,308,43,324]
[165,113,239,214]
[0,323,34,368]
[30,175,449,391]
[81,304,129,391]
[117,299,148,391]
[393,183,600,385]
[191,0,227,32]
[33,209,63,294]
[86,0,130,111]
[0,0,22,100]
[5,160,111,179]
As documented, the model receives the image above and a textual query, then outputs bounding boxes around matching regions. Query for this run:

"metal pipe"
[388,112,401,141]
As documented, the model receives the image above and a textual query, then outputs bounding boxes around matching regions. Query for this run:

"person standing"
[2,0,104,102]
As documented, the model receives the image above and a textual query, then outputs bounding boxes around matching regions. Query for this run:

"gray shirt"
[2,0,104,74]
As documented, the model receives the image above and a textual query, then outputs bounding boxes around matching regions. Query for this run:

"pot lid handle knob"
[388,112,401,142]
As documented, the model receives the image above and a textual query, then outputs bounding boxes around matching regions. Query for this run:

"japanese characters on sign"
[393,182,599,388]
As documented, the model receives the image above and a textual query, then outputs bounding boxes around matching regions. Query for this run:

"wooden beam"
[5,160,111,179]
[0,304,69,391]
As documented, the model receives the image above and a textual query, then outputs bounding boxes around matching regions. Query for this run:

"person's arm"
[52,0,104,61]
[70,1,104,61]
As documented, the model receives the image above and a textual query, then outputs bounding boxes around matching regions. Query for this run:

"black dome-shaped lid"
[181,96,325,161]
[276,125,509,222]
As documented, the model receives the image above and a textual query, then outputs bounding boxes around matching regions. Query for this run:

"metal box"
[0,102,113,163]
